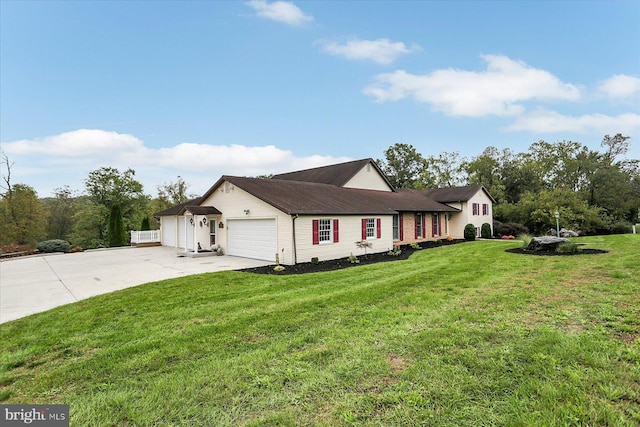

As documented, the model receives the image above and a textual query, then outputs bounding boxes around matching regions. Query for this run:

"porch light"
[202,217,207,225]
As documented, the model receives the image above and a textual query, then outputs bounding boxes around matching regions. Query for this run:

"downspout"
[291,214,298,265]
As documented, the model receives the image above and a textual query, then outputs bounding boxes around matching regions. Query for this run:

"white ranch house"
[154,158,495,265]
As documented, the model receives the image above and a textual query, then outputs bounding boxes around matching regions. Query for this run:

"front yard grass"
[1,234,639,426]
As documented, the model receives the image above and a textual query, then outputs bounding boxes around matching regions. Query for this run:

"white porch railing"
[130,230,161,244]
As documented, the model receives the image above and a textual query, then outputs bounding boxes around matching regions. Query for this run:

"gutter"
[291,214,298,265]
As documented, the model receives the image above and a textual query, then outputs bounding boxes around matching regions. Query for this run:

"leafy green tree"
[107,204,128,247]
[155,176,194,212]
[0,153,48,246]
[506,188,607,235]
[463,146,506,203]
[43,186,78,240]
[80,167,149,245]
[0,184,48,246]
[377,143,426,189]
[422,152,465,188]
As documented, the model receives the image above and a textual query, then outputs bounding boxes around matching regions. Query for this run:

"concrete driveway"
[0,246,270,324]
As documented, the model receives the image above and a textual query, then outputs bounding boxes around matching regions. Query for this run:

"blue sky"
[1,0,639,197]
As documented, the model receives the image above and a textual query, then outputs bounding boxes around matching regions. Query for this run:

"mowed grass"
[1,235,639,426]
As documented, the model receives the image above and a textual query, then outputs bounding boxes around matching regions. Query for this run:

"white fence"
[130,230,161,244]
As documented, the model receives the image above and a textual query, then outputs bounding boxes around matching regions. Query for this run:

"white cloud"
[1,130,349,197]
[505,108,640,134]
[363,54,582,117]
[316,38,419,65]
[3,129,143,157]
[246,0,313,26]
[598,74,640,100]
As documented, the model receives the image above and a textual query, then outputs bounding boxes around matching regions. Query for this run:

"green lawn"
[1,235,639,426]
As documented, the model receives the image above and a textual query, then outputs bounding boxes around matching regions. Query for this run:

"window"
[366,218,376,238]
[392,215,399,240]
[361,218,381,240]
[209,218,216,245]
[432,214,440,236]
[482,203,489,215]
[313,219,339,244]
[318,219,332,243]
[415,213,423,238]
[472,203,479,216]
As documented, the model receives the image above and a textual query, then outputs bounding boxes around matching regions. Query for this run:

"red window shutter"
[376,218,381,238]
[333,219,339,243]
[361,218,367,240]
[399,213,404,241]
[312,219,319,245]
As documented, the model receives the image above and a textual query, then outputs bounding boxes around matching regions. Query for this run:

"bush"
[311,257,319,264]
[610,221,633,234]
[556,242,581,254]
[493,220,529,237]
[36,239,71,253]
[481,223,492,239]
[464,224,476,241]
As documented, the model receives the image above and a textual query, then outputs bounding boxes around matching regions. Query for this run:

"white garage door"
[227,219,277,262]
[161,217,177,247]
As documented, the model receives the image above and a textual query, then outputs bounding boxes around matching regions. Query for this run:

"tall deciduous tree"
[0,153,48,246]
[75,167,148,247]
[377,143,426,189]
[43,186,78,240]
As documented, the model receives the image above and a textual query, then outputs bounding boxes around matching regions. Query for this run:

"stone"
[559,228,579,237]
[526,236,570,252]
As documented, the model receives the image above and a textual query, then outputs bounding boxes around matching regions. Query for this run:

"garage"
[227,219,277,262]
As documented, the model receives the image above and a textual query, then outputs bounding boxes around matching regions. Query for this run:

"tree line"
[1,133,638,249]
[377,134,639,235]
[0,154,195,249]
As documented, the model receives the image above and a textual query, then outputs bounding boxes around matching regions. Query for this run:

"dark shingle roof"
[153,197,202,217]
[198,176,457,216]
[423,185,496,203]
[183,206,222,215]
[221,176,396,215]
[272,158,394,190]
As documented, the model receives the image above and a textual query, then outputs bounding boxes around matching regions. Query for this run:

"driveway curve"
[0,246,269,324]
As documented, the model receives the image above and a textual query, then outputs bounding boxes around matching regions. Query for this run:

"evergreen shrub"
[37,239,71,253]
[464,224,477,241]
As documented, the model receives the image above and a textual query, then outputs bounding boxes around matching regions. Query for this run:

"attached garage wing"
[227,219,277,262]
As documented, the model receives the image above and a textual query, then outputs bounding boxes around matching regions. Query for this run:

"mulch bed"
[240,239,466,275]
[505,247,608,256]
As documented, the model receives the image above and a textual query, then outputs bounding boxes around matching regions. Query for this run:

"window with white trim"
[472,203,479,216]
[318,219,332,243]
[482,203,489,215]
[416,213,423,238]
[366,218,376,239]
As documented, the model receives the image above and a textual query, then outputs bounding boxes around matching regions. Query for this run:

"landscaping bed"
[240,239,466,275]
[505,247,608,256]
